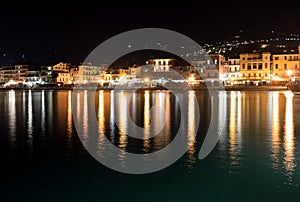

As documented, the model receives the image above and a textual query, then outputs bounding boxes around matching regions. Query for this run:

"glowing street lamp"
[287,70,293,76]
[188,76,195,85]
[188,76,195,82]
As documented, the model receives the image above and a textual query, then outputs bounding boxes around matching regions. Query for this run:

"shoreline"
[0,86,290,92]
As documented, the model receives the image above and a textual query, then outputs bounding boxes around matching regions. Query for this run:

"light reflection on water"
[268,91,297,185]
[283,92,296,185]
[143,90,151,151]
[52,90,300,180]
[8,90,16,143]
[1,90,299,189]
[186,91,196,168]
[27,90,33,151]
[228,91,242,171]
[66,90,73,154]
[41,90,46,135]
[271,92,280,171]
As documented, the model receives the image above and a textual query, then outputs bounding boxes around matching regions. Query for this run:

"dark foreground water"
[0,90,299,201]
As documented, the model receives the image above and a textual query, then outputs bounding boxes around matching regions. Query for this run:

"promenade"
[0,85,289,91]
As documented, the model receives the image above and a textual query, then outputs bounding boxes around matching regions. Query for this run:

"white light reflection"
[98,90,105,134]
[153,92,167,149]
[283,92,296,184]
[117,91,128,167]
[131,93,136,124]
[218,91,227,142]
[118,92,128,147]
[229,91,239,169]
[76,92,81,123]
[47,91,53,136]
[97,90,105,156]
[8,90,16,143]
[27,90,33,137]
[22,91,26,119]
[110,90,115,143]
[27,90,33,150]
[236,91,242,138]
[41,90,46,134]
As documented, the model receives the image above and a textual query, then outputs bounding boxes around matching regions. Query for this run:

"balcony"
[247,58,262,62]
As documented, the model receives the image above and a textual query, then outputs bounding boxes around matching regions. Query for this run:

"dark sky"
[1,1,300,65]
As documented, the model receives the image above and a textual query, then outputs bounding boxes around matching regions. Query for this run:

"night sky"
[1,1,300,65]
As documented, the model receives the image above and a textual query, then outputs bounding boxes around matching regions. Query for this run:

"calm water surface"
[0,90,299,201]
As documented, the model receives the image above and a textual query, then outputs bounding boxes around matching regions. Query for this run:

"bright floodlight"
[287,70,293,76]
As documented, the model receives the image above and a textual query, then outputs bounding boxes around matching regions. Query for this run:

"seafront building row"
[1,46,300,88]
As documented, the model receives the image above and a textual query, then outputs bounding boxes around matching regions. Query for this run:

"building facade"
[40,66,53,84]
[272,48,300,80]
[0,65,29,83]
[23,71,40,87]
[52,62,71,84]
[69,66,79,84]
[78,63,107,83]
[205,54,227,81]
[239,52,272,83]
[52,62,70,72]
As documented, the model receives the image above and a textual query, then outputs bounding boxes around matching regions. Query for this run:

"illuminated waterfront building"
[104,69,129,81]
[148,58,174,72]
[23,71,40,87]
[40,66,53,84]
[239,51,272,83]
[52,62,71,84]
[69,66,79,84]
[272,46,300,80]
[206,54,228,81]
[227,58,241,81]
[78,63,107,83]
[0,64,29,84]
